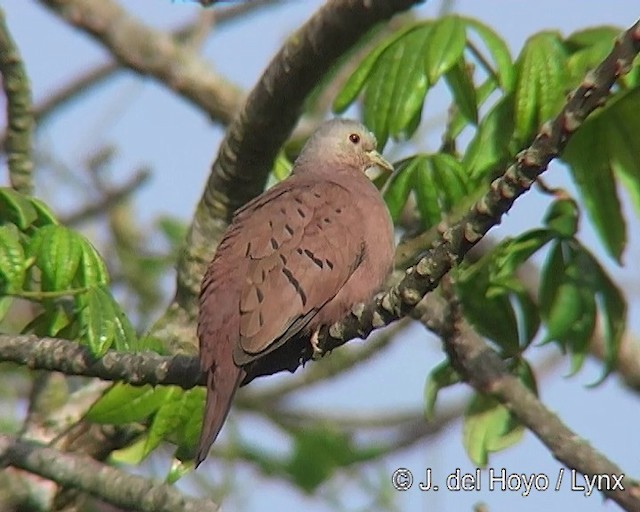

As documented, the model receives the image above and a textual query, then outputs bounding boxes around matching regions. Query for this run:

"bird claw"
[310,330,324,360]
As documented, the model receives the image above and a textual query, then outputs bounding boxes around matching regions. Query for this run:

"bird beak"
[366,150,394,172]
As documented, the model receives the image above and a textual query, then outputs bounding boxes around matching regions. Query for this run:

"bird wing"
[231,178,364,365]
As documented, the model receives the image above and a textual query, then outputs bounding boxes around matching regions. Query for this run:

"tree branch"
[313,19,640,358]
[0,334,203,389]
[173,0,423,322]
[37,0,242,124]
[0,6,34,195]
[0,435,219,512]
[434,291,640,511]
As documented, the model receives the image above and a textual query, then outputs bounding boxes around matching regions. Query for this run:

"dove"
[196,119,394,465]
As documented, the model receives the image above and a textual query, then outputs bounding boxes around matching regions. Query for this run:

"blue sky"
[2,1,640,511]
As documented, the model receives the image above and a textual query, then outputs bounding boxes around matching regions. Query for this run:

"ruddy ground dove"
[196,119,395,465]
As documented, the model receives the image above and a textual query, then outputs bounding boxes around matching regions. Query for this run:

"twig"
[0,435,219,512]
[61,168,151,226]
[0,6,34,195]
[38,0,242,124]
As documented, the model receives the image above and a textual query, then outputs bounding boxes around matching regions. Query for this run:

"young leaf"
[0,188,38,230]
[464,18,515,91]
[513,32,568,144]
[424,360,461,419]
[87,384,173,424]
[543,199,579,239]
[444,59,478,125]
[463,393,523,466]
[77,286,116,356]
[562,107,626,262]
[29,226,82,291]
[0,224,25,292]
[463,95,514,180]
[333,23,424,113]
[425,16,466,84]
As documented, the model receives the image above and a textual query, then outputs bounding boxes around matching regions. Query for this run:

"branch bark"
[0,435,219,512]
[37,0,242,124]
[0,6,34,195]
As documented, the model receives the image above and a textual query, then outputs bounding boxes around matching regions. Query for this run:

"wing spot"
[256,286,264,303]
[296,207,306,218]
[245,242,252,257]
[313,192,321,198]
[335,208,343,214]
[303,249,324,269]
[324,217,331,224]
[282,267,307,306]
[270,237,279,249]
[279,254,288,265]
[259,311,264,327]
[285,223,294,236]
[326,259,334,270]
[296,247,303,255]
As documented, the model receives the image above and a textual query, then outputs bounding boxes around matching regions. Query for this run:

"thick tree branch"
[0,6,34,194]
[435,293,640,511]
[174,0,423,322]
[38,0,242,124]
[0,334,203,389]
[0,435,219,512]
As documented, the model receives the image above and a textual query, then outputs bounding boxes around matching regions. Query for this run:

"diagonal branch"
[313,19,640,359]
[0,6,34,195]
[0,434,219,512]
[37,0,242,124]
[433,290,640,511]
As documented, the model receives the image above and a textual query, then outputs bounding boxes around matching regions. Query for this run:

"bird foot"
[310,330,324,360]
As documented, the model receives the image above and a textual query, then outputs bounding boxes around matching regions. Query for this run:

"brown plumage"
[196,119,395,465]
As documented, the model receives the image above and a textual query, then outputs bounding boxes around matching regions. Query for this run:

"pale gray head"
[294,119,393,175]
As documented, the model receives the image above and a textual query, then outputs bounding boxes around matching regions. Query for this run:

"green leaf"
[464,18,515,91]
[389,25,433,137]
[0,224,25,292]
[77,286,116,356]
[0,296,13,323]
[174,387,206,458]
[87,384,173,424]
[582,250,627,379]
[383,158,414,222]
[424,360,460,419]
[543,199,579,238]
[444,59,478,125]
[463,393,523,466]
[23,306,71,337]
[562,98,628,262]
[29,197,59,227]
[363,25,433,146]
[514,32,568,143]
[29,226,82,291]
[604,89,640,217]
[333,23,424,113]
[0,188,38,230]
[463,94,514,180]
[271,150,293,182]
[166,458,194,484]
[143,387,185,457]
[425,16,466,83]
[76,237,109,286]
[447,77,498,141]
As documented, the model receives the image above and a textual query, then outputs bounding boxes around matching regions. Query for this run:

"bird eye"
[349,133,360,144]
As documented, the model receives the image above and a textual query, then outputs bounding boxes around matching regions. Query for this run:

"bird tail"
[195,364,245,467]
